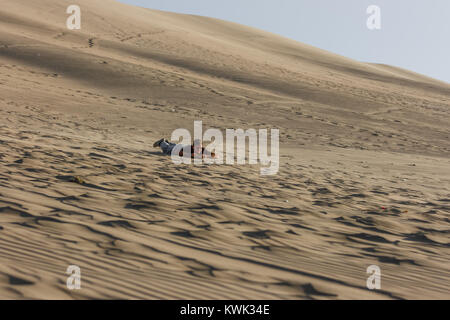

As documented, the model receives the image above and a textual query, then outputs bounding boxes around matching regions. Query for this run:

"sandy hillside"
[0,0,449,299]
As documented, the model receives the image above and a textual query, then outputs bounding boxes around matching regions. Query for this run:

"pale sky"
[119,0,450,84]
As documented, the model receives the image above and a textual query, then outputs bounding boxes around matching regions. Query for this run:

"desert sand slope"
[0,0,449,299]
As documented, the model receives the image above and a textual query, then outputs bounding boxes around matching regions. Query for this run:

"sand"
[0,0,449,299]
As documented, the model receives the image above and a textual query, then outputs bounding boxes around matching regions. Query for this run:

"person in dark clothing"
[153,138,216,158]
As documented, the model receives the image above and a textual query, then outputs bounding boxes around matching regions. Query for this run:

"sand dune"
[0,0,449,299]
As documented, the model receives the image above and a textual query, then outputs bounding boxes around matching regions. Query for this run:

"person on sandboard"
[153,138,216,159]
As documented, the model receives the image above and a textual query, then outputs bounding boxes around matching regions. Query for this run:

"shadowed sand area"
[0,0,449,299]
